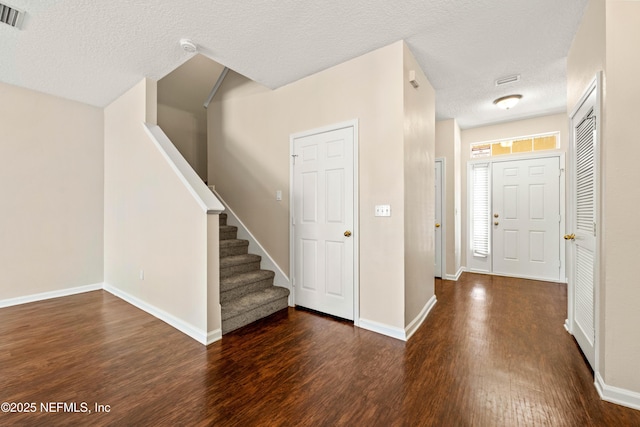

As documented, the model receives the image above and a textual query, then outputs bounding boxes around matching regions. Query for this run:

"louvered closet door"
[570,87,597,369]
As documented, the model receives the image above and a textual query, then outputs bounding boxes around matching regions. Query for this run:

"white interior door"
[492,157,561,281]
[435,159,443,278]
[568,85,598,369]
[292,125,355,320]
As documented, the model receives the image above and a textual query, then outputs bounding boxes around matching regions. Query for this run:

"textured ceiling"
[0,0,588,129]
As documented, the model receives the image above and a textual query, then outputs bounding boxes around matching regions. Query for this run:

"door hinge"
[593,222,596,236]
[292,154,298,165]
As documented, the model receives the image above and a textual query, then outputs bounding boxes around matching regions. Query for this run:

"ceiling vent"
[495,74,521,87]
[0,3,25,29]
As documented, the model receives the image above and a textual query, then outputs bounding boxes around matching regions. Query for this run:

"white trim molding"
[207,329,222,345]
[359,295,437,342]
[595,372,640,411]
[445,267,465,281]
[405,295,437,340]
[0,282,103,308]
[103,284,208,345]
[358,318,406,341]
[143,123,224,214]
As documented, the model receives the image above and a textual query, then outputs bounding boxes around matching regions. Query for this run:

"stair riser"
[220,230,238,240]
[222,298,289,334]
[220,261,261,278]
[221,278,275,304]
[220,244,249,258]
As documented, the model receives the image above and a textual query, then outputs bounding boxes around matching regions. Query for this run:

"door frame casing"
[289,119,360,326]
[566,73,602,375]
[435,158,446,278]
[466,151,566,282]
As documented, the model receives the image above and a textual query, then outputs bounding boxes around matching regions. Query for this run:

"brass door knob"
[344,230,352,237]
[563,233,575,240]
[494,221,499,226]
[494,213,499,218]
[435,223,441,228]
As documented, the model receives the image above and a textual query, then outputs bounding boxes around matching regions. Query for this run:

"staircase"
[219,213,290,334]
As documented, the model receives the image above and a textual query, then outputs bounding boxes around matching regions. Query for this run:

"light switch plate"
[375,205,391,217]
[276,190,282,201]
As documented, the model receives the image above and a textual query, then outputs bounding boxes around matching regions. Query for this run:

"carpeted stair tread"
[219,239,250,257]
[219,225,237,234]
[219,225,238,240]
[220,254,261,268]
[221,286,290,321]
[221,269,275,291]
[219,239,248,248]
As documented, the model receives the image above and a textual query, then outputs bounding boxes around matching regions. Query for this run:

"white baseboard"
[207,329,222,345]
[358,318,406,341]
[103,284,208,345]
[445,267,465,281]
[0,282,103,309]
[595,372,640,411]
[210,188,292,305]
[405,295,437,340]
[360,295,438,342]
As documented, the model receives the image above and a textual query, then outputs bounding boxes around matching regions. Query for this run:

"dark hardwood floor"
[2,273,639,426]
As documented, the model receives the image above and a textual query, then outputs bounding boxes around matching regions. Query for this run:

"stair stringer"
[209,187,292,306]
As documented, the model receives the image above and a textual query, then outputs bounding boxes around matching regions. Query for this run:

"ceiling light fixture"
[493,94,522,110]
[179,39,197,53]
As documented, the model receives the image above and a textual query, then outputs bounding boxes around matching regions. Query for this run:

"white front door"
[492,157,561,281]
[292,125,355,320]
[568,84,598,369]
[434,159,444,278]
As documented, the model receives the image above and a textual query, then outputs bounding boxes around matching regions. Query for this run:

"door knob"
[344,230,352,237]
[435,223,441,228]
[563,233,575,240]
[494,221,499,226]
[494,213,499,218]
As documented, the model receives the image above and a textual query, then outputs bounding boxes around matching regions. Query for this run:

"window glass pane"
[533,135,557,151]
[471,143,491,158]
[471,163,490,257]
[491,142,511,156]
[512,138,532,153]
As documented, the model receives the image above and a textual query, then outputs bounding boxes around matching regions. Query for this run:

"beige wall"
[104,79,209,334]
[601,0,640,393]
[567,0,606,112]
[209,41,435,331]
[158,55,226,181]
[460,113,569,269]
[0,82,104,300]
[403,43,436,325]
[157,104,208,180]
[435,119,462,278]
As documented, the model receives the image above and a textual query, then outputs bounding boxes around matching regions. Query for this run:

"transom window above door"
[470,132,559,158]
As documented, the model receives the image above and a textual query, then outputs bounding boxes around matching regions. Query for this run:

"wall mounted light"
[493,94,522,110]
